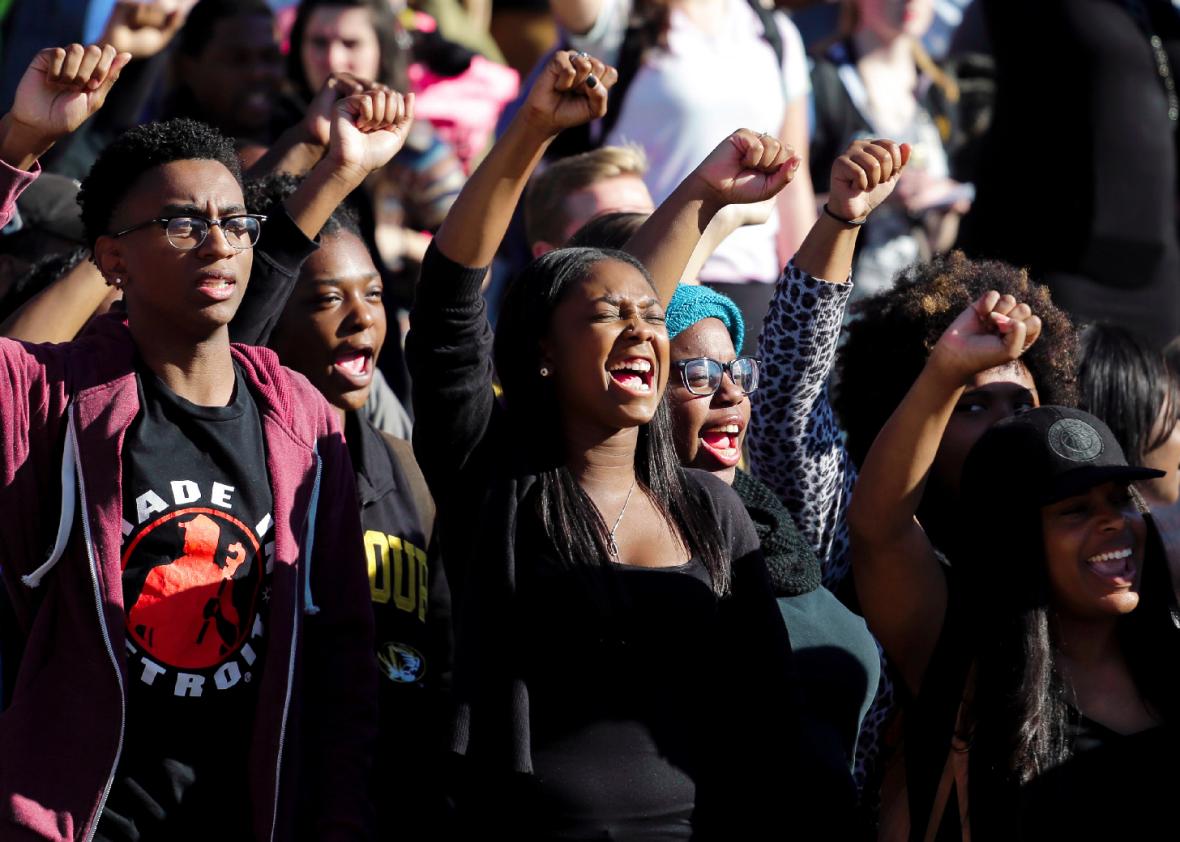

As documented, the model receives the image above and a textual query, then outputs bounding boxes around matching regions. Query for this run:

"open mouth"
[332,347,374,387]
[607,357,654,396]
[196,273,236,301]
[699,421,744,467]
[1085,546,1135,585]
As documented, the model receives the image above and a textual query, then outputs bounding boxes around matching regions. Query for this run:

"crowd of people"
[2,0,1180,840]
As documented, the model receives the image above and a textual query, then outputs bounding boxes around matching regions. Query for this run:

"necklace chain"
[607,480,637,560]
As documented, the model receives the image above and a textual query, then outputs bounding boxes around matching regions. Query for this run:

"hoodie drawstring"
[303,445,322,615]
[22,412,78,588]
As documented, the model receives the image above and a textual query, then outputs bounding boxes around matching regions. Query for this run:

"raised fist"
[328,88,416,181]
[930,291,1043,384]
[9,44,131,145]
[520,50,619,138]
[827,139,910,222]
[690,128,801,208]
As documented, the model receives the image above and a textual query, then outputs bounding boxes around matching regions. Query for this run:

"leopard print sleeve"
[747,262,858,592]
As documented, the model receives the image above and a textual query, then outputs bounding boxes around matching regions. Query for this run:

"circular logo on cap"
[1048,418,1104,462]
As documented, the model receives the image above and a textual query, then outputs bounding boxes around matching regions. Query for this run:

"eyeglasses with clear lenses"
[110,214,267,251]
[674,356,761,397]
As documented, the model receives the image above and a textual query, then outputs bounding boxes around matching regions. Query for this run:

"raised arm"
[246,72,369,182]
[747,139,908,585]
[0,44,129,173]
[625,129,800,305]
[287,87,415,240]
[0,256,110,343]
[407,50,617,487]
[849,293,1042,695]
[433,51,615,266]
[232,88,414,346]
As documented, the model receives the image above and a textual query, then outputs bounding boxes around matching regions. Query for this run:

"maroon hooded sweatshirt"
[0,311,378,841]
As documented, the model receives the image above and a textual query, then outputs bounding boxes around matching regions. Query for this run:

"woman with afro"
[744,138,1079,810]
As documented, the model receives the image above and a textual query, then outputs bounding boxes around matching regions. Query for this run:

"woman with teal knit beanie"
[665,283,880,832]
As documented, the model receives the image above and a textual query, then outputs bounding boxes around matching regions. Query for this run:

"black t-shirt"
[97,362,273,842]
[908,574,1180,840]
[346,413,453,836]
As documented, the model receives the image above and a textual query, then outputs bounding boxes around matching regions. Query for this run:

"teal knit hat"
[665,284,745,352]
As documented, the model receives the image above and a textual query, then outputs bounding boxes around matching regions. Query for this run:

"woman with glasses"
[662,283,879,835]
[407,50,820,836]
[0,47,405,840]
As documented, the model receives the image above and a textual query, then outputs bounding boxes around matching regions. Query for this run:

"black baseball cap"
[962,406,1165,506]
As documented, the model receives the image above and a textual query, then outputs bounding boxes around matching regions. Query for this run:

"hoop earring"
[539,367,551,377]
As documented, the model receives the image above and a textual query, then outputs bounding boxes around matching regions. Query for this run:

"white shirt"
[570,0,810,282]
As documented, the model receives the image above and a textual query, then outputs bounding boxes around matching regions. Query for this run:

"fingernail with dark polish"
[586,74,598,88]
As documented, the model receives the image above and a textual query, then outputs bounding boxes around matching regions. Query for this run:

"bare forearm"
[1,258,108,342]
[434,116,551,268]
[0,114,53,171]
[679,212,735,285]
[626,177,722,304]
[790,213,862,284]
[285,160,366,241]
[247,132,325,180]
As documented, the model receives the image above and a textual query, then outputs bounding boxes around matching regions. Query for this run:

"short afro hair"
[244,172,361,239]
[834,250,1079,468]
[78,118,243,249]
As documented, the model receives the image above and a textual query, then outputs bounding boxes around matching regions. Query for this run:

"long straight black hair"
[493,247,730,594]
[1079,324,1180,467]
[956,473,1180,785]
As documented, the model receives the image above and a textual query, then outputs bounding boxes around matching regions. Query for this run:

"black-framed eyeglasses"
[109,214,267,251]
[674,356,761,397]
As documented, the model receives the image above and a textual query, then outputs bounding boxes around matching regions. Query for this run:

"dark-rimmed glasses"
[674,356,761,397]
[110,214,267,251]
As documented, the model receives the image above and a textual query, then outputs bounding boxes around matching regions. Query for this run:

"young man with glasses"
[0,43,413,840]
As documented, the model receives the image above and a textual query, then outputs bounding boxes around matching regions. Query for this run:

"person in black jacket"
[407,48,815,837]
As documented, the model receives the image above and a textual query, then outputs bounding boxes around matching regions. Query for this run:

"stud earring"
[539,367,550,377]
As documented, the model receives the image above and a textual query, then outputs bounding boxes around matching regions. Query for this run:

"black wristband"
[823,204,867,226]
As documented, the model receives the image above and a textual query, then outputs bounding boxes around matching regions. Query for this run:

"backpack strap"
[923,661,976,842]
[746,0,784,73]
[381,432,436,540]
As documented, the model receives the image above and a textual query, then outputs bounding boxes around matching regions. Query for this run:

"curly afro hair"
[78,118,243,249]
[834,250,1080,468]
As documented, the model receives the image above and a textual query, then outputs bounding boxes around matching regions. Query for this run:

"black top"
[908,574,1180,840]
[229,206,320,348]
[517,505,713,839]
[98,362,273,841]
[959,0,1180,343]
[406,243,808,836]
[346,411,454,835]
